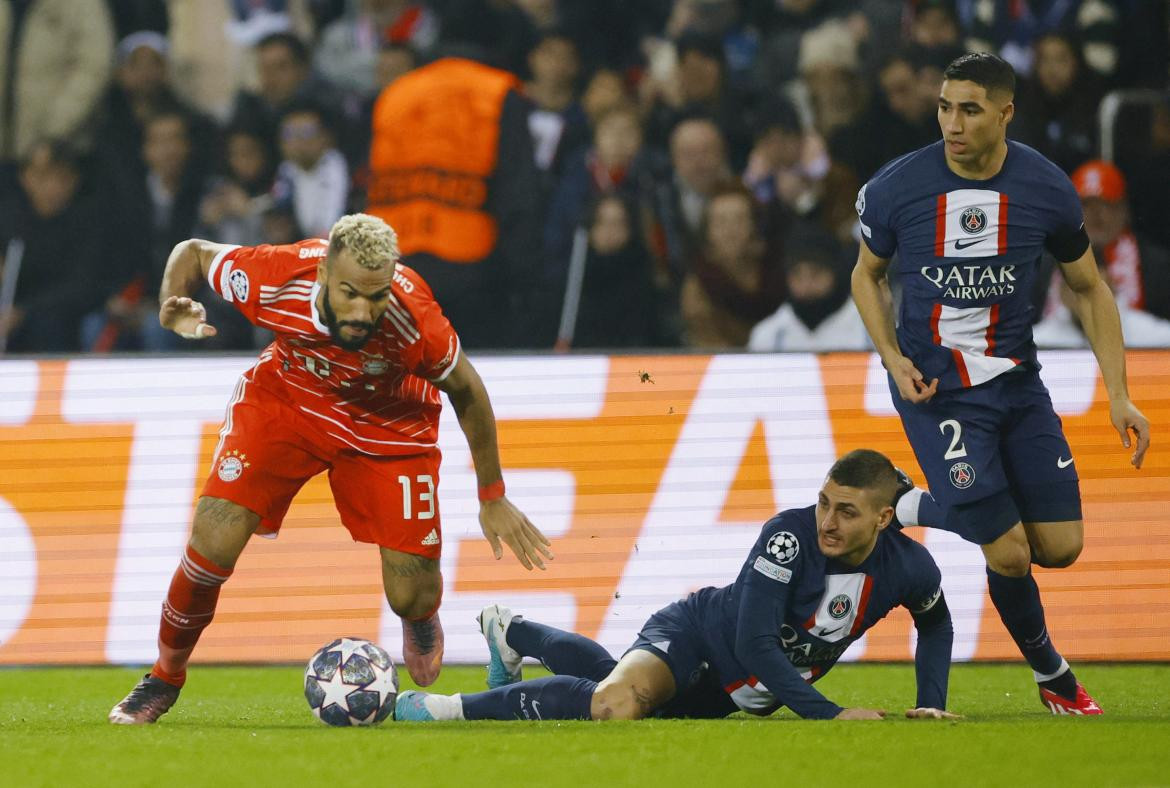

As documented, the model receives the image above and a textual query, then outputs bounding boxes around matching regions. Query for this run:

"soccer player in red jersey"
[109,214,553,724]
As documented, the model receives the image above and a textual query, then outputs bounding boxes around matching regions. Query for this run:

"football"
[304,637,399,726]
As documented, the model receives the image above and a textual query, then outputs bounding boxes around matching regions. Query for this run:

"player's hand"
[834,707,886,720]
[160,295,217,339]
[1109,398,1150,469]
[905,707,962,720]
[479,497,554,571]
[886,355,938,403]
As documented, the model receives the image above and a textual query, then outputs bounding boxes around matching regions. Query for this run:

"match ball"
[304,637,399,726]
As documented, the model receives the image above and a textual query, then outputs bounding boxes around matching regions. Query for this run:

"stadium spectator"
[1032,274,1170,349]
[367,54,542,348]
[0,0,114,171]
[272,101,350,240]
[543,104,658,279]
[909,0,962,49]
[748,230,869,352]
[642,31,755,169]
[555,194,663,350]
[95,32,220,196]
[831,49,938,187]
[1011,31,1101,174]
[580,68,632,127]
[314,0,439,98]
[1038,160,1170,323]
[396,449,957,724]
[229,32,349,164]
[958,0,1123,81]
[523,29,589,177]
[0,141,113,353]
[660,116,733,281]
[752,0,853,87]
[1126,99,1170,251]
[196,123,278,248]
[680,181,785,348]
[107,213,553,724]
[85,109,247,351]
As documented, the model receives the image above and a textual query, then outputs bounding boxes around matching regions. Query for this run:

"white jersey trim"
[207,245,241,291]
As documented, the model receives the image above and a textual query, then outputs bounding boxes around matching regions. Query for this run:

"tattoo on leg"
[384,553,438,578]
[195,496,244,527]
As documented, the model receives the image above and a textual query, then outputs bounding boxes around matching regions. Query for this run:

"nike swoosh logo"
[1057,456,1074,468]
[815,625,846,638]
[954,238,985,250]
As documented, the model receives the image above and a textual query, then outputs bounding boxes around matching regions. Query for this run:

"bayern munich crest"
[960,206,987,235]
[766,531,800,564]
[217,449,250,482]
[949,461,975,489]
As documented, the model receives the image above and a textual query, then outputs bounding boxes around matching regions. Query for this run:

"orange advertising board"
[0,351,1167,665]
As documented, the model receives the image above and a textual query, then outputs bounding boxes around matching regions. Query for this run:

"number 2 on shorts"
[939,419,968,460]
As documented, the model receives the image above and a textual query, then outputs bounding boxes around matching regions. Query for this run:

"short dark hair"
[943,51,1016,97]
[827,449,899,506]
[257,31,310,64]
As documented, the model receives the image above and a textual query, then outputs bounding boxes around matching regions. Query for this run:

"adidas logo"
[421,529,440,546]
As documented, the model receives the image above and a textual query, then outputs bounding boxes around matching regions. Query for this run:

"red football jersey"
[207,238,460,456]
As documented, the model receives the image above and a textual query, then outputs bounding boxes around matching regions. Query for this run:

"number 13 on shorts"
[398,474,435,520]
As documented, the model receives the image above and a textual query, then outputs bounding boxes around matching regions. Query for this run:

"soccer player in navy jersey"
[851,52,1151,715]
[396,450,959,723]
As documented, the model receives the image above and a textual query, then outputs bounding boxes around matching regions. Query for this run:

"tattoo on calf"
[384,553,438,578]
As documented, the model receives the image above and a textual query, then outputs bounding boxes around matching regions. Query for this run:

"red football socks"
[150,545,233,688]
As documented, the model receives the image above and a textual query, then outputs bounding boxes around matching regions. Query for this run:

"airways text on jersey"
[209,240,461,455]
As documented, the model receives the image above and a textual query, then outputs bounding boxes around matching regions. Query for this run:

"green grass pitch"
[2,663,1167,787]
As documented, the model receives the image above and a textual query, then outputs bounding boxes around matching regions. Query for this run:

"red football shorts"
[201,383,443,559]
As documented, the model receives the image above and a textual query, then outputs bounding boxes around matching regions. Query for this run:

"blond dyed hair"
[328,213,400,270]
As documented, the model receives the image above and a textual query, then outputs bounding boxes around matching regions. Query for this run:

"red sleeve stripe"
[997,193,1009,255]
[934,194,948,257]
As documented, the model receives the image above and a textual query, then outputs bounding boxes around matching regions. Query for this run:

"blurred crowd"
[1,0,1169,355]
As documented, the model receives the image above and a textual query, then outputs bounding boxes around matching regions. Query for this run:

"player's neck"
[945,139,1009,181]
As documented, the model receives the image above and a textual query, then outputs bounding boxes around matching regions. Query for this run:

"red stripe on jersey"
[997,193,1009,254]
[934,194,948,257]
[930,303,942,345]
[985,303,1000,355]
[951,348,972,387]
[848,575,875,637]
[722,675,759,694]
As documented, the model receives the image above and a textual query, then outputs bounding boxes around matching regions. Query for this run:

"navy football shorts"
[891,367,1082,544]
[624,599,734,719]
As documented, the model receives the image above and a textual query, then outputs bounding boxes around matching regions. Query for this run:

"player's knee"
[590,683,651,721]
[1033,541,1082,569]
[986,544,1031,577]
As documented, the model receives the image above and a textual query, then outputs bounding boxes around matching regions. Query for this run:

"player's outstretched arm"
[851,243,938,403]
[907,587,957,720]
[435,354,554,570]
[158,239,236,340]
[1059,249,1151,468]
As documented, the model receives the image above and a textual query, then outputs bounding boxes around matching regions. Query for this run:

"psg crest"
[960,206,987,234]
[949,461,975,489]
[828,594,852,620]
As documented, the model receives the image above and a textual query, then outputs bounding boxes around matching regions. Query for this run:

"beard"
[320,286,375,351]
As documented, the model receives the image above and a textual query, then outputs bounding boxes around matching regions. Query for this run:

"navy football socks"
[460,675,596,721]
[986,567,1077,698]
[506,619,617,682]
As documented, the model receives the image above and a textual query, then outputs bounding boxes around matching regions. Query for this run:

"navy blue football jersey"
[684,506,950,719]
[857,140,1086,391]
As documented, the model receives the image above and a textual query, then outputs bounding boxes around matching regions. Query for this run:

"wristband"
[478,480,505,502]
